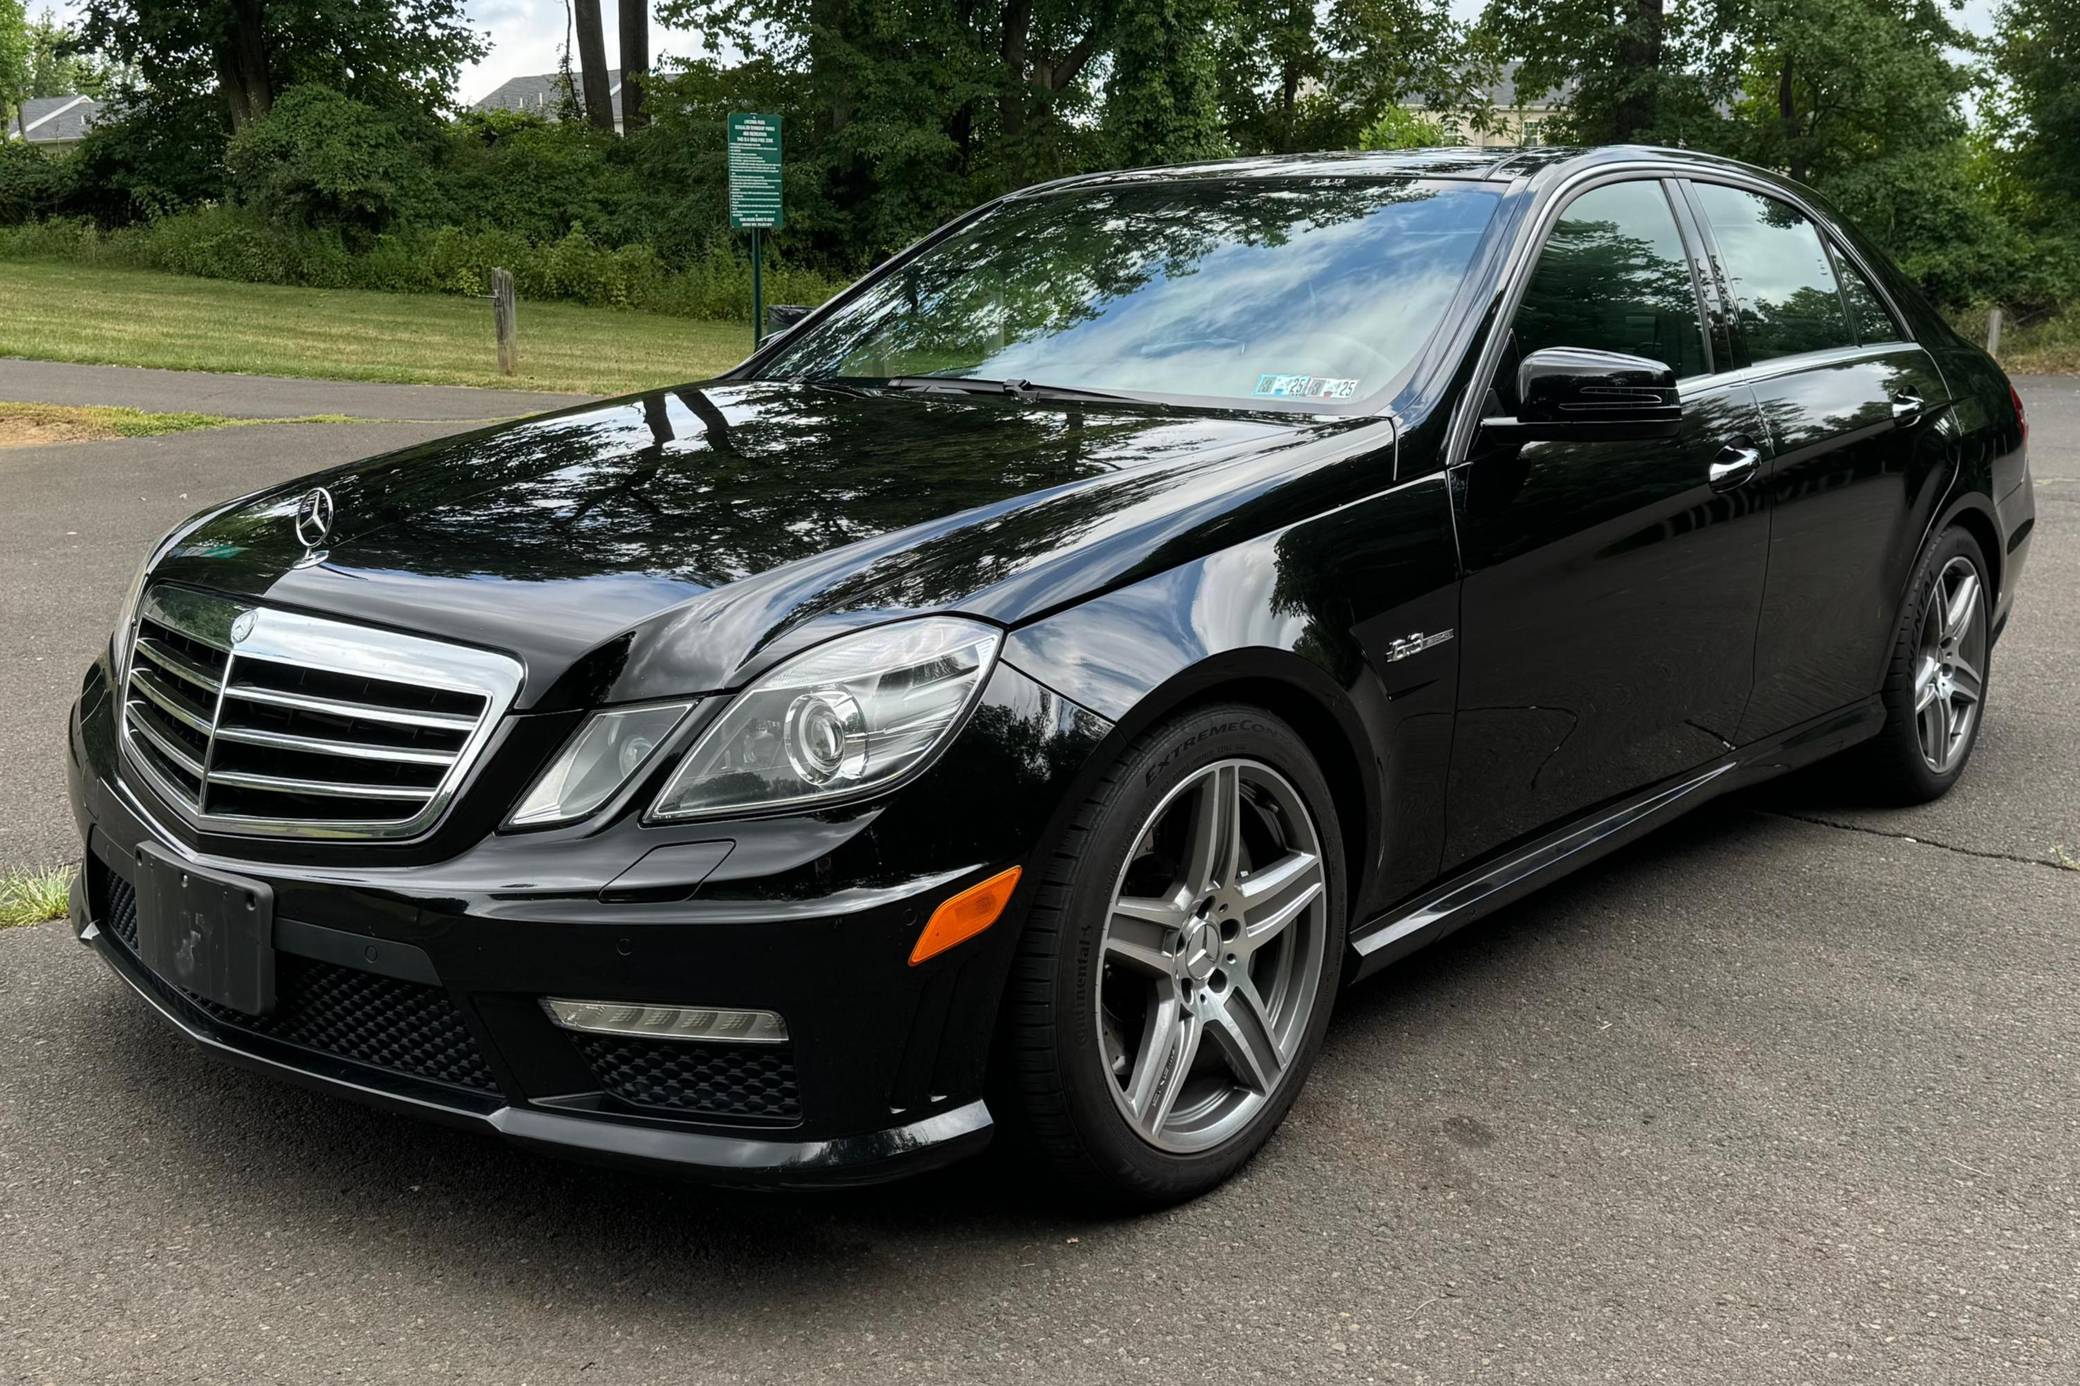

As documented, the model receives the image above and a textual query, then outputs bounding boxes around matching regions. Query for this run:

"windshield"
[758,177,1503,410]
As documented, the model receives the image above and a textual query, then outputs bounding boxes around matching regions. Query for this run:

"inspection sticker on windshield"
[1252,373,1360,400]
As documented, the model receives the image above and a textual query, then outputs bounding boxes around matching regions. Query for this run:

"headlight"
[649,617,1002,821]
[509,701,694,827]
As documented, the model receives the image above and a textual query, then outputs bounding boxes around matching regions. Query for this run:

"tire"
[1845,525,1993,803]
[995,703,1346,1209]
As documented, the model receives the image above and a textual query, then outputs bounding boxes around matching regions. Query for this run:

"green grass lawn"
[0,260,757,395]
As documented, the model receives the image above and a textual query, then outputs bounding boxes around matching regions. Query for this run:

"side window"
[1512,180,1710,381]
[1830,245,1903,344]
[1689,183,1855,361]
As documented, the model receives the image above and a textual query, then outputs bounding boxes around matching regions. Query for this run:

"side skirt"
[1345,697,1884,981]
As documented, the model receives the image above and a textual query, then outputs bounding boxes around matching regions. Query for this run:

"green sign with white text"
[727,113,783,230]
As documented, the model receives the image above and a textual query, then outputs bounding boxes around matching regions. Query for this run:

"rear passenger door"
[1678,181,1955,740]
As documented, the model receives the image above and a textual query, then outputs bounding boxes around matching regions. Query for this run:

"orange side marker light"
[909,866,1022,965]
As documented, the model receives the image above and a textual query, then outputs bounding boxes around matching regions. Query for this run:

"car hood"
[153,380,1388,708]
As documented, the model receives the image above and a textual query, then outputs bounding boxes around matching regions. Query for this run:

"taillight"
[2010,383,2028,447]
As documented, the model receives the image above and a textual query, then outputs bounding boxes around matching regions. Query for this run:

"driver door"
[1444,177,1773,869]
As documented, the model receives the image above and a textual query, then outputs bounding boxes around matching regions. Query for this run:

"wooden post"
[491,268,518,376]
[1985,307,2003,357]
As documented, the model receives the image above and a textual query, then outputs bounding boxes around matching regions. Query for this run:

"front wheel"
[996,704,1345,1208]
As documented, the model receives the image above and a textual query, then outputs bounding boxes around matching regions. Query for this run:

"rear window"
[762,178,1505,409]
[1690,182,1856,362]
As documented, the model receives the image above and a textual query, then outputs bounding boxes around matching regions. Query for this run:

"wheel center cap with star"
[1179,917,1220,982]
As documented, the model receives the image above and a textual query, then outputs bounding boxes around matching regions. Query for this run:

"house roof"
[1407,61,1571,112]
[11,94,101,144]
[1484,61,1569,110]
[472,71,624,122]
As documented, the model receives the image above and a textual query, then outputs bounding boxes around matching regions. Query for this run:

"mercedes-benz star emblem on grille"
[293,486,336,549]
[228,611,256,644]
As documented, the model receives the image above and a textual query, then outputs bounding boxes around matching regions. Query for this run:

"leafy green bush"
[0,142,70,224]
[63,96,230,225]
[1358,106,1453,150]
[225,85,430,244]
[429,111,643,245]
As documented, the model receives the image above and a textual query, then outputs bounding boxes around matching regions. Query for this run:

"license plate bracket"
[133,844,276,1016]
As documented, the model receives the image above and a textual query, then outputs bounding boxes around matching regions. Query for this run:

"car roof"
[1008,145,1786,196]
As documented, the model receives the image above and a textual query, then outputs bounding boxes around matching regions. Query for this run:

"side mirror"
[766,303,812,336]
[1483,347,1683,444]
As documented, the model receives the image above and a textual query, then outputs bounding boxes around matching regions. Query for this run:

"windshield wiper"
[869,375,1149,406]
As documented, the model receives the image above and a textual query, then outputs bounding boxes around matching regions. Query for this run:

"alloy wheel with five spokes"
[1914,554,1987,774]
[1096,758,1329,1154]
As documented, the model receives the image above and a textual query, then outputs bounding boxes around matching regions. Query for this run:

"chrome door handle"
[1891,393,1924,423]
[1708,441,1761,492]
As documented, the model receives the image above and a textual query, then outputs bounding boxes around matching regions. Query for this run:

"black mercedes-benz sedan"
[66,146,2033,1206]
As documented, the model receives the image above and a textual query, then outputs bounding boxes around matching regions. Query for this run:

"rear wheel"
[1850,526,1992,802]
[997,705,1345,1207]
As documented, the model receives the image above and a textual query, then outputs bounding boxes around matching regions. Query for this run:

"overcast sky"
[41,0,2006,110]
[456,1,715,103]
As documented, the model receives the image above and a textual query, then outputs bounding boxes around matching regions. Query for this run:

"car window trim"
[1445,161,1722,469]
[1663,177,1736,371]
[1667,178,1748,370]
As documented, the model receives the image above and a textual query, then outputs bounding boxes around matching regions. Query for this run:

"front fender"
[1000,470,1463,918]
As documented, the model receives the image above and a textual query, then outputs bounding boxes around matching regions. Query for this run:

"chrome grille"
[120,585,523,840]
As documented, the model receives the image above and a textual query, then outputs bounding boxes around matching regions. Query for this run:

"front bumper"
[67,657,1109,1187]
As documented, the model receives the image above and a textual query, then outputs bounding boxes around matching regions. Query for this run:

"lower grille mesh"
[574,1034,802,1121]
[102,868,497,1094]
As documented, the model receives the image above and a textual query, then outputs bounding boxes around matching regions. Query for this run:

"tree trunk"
[1610,0,1664,142]
[809,0,855,133]
[1278,62,1300,154]
[1000,0,1032,138]
[215,0,272,129]
[617,0,649,131]
[1777,52,1805,182]
[572,0,615,132]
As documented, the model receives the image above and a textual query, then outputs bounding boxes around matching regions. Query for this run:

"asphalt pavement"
[1,364,2075,1384]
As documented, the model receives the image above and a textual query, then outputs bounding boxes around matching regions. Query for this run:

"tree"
[1,0,27,137]
[1988,0,2080,208]
[1219,0,1484,155]
[75,0,485,131]
[1103,0,1229,165]
[619,0,651,130]
[24,10,114,99]
[225,83,426,241]
[1479,0,1719,145]
[572,0,615,131]
[1707,0,1969,186]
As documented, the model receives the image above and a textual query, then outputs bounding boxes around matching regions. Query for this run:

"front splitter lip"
[76,913,994,1190]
